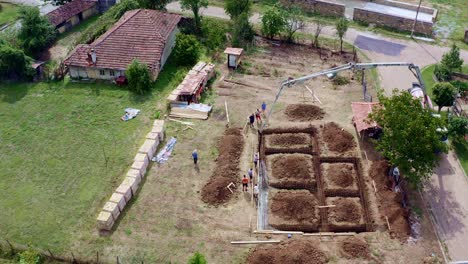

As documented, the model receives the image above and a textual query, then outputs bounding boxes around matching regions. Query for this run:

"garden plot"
[321,162,359,197]
[318,122,357,157]
[266,154,316,190]
[269,190,321,232]
[264,133,313,153]
[326,197,366,232]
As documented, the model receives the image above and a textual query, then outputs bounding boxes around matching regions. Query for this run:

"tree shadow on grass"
[0,81,31,104]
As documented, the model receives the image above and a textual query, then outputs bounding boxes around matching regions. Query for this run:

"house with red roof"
[63,9,181,81]
[46,0,98,33]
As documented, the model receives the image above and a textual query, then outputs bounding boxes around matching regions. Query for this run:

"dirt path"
[423,152,468,262]
[167,2,468,95]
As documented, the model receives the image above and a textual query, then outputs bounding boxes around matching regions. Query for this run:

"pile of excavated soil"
[340,237,371,259]
[270,154,313,180]
[248,240,327,264]
[270,191,319,222]
[325,163,355,188]
[328,197,362,224]
[322,122,356,153]
[201,128,244,205]
[266,133,312,148]
[285,104,324,121]
[369,160,410,241]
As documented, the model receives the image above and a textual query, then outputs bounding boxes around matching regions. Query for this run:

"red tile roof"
[351,102,380,133]
[46,0,97,26]
[64,9,181,74]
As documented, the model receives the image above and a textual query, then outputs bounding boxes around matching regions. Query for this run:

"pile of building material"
[96,119,165,231]
[167,62,215,119]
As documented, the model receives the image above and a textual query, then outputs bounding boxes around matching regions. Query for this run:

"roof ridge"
[93,9,142,47]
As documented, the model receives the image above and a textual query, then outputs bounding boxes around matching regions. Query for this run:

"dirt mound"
[201,177,233,205]
[285,104,324,121]
[370,161,410,241]
[329,198,361,223]
[248,240,327,264]
[271,191,318,221]
[201,128,244,205]
[341,237,371,259]
[327,163,355,187]
[267,133,311,148]
[322,122,356,153]
[271,154,313,180]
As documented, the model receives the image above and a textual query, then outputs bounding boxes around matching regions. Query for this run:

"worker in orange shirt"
[242,175,249,192]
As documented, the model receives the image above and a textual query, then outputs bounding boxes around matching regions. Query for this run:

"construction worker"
[242,175,249,192]
[192,149,198,165]
[253,184,259,205]
[249,113,255,128]
[253,152,259,169]
[248,168,253,181]
[261,101,267,113]
[255,109,262,124]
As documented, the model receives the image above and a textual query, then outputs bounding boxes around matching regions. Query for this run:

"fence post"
[117,256,120,264]
[96,251,99,264]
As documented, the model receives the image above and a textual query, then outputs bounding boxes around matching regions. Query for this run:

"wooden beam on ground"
[305,85,322,104]
[224,79,271,90]
[168,118,194,126]
[254,230,303,235]
[317,205,336,208]
[303,232,356,236]
[225,100,230,127]
[231,240,281,245]
[385,216,391,231]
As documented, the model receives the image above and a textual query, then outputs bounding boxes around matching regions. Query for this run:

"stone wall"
[280,0,345,17]
[364,0,435,14]
[353,8,433,36]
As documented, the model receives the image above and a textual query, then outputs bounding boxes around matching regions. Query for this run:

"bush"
[19,249,43,264]
[126,59,152,94]
[432,82,456,112]
[434,63,451,82]
[261,4,286,39]
[448,116,468,139]
[450,80,468,93]
[18,6,56,54]
[0,43,34,80]
[188,252,207,264]
[201,18,228,50]
[172,33,201,66]
[225,0,251,19]
[332,75,349,85]
[232,12,255,48]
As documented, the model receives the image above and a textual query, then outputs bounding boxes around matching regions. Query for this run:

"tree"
[45,0,71,6]
[180,0,208,33]
[224,0,251,19]
[201,18,228,50]
[188,252,207,264]
[370,90,447,187]
[18,6,56,54]
[0,43,34,80]
[432,82,456,113]
[137,0,169,10]
[126,59,152,94]
[335,17,349,53]
[283,5,305,43]
[441,44,464,73]
[448,116,468,140]
[312,18,324,48]
[434,63,452,82]
[232,12,255,48]
[172,33,201,66]
[261,5,286,40]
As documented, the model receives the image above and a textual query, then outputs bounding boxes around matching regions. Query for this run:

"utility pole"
[411,0,423,38]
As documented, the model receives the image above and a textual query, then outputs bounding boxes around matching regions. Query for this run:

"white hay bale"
[134,152,149,168]
[103,201,120,220]
[131,161,147,177]
[97,211,114,231]
[122,177,139,194]
[126,169,142,185]
[109,192,126,211]
[138,139,157,160]
[116,183,132,202]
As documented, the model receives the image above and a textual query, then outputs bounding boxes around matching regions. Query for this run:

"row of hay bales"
[96,120,165,231]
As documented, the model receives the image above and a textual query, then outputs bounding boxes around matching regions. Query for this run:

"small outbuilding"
[351,102,381,139]
[224,47,243,69]
[46,0,98,33]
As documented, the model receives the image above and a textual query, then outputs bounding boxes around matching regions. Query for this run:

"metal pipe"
[411,0,423,38]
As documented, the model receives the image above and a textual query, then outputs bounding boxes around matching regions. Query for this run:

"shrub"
[332,75,349,85]
[18,6,56,54]
[232,12,255,48]
[0,43,34,80]
[201,18,228,50]
[450,80,468,93]
[188,252,207,264]
[335,17,349,52]
[441,44,463,73]
[19,249,43,264]
[434,63,451,82]
[172,33,201,66]
[224,0,251,19]
[261,4,286,39]
[432,82,456,113]
[126,59,152,94]
[448,116,468,139]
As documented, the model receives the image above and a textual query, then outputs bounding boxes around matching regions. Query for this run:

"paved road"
[167,3,468,261]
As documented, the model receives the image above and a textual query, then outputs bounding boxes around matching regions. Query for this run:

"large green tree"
[232,12,255,48]
[0,42,34,80]
[180,0,208,33]
[137,0,169,10]
[18,6,56,54]
[335,17,349,53]
[283,5,305,43]
[432,82,456,113]
[261,5,286,39]
[224,0,251,19]
[126,59,152,94]
[370,90,447,187]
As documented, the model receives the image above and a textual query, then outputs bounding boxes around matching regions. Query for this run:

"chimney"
[91,48,97,65]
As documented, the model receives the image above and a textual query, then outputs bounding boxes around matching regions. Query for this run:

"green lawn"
[421,64,437,98]
[453,140,468,174]
[0,3,21,27]
[0,60,188,252]
[429,0,468,49]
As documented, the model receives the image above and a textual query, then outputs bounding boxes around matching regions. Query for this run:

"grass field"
[0,3,21,27]
[421,64,437,97]
[0,60,188,252]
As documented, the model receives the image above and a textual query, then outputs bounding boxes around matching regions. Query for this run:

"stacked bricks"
[96,119,165,231]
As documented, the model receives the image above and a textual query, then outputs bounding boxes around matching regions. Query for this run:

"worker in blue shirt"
[261,101,267,113]
[192,149,198,164]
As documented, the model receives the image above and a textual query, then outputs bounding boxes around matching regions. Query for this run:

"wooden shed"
[224,47,243,69]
